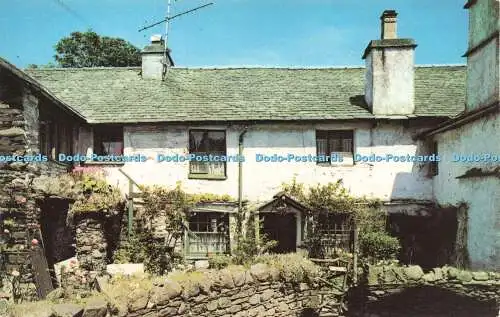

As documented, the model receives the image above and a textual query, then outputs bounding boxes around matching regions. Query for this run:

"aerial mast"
[138,1,214,79]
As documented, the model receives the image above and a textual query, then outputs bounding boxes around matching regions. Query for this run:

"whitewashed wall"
[466,0,499,111]
[466,37,499,111]
[433,113,500,270]
[96,121,433,205]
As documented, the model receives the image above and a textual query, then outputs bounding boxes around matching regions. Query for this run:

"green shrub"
[113,230,174,275]
[232,212,277,266]
[360,231,401,263]
[208,254,233,270]
[254,253,321,284]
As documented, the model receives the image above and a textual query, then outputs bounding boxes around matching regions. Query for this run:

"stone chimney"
[363,10,418,116]
[381,10,398,39]
[141,35,174,80]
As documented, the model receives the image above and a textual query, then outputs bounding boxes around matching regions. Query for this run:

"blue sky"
[0,0,467,68]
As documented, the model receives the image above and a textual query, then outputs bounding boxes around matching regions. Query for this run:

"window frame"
[185,211,230,258]
[315,130,355,164]
[39,119,74,164]
[92,125,124,157]
[188,129,227,180]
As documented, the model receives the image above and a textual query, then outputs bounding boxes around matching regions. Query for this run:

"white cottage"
[27,10,471,261]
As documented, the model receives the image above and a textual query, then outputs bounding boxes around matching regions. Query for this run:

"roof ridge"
[170,65,366,70]
[25,64,467,71]
[415,64,466,68]
[25,66,141,71]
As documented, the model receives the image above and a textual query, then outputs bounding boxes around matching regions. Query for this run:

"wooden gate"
[30,246,54,299]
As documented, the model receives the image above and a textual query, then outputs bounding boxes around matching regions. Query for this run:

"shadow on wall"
[387,206,460,270]
[347,286,498,317]
[388,166,463,269]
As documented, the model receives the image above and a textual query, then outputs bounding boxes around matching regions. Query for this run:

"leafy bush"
[254,253,321,284]
[208,254,233,270]
[232,212,277,266]
[360,231,401,263]
[115,183,235,274]
[113,230,175,275]
[33,173,124,214]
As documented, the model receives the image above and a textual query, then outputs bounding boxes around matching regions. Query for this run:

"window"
[186,212,230,258]
[188,130,226,179]
[93,126,123,156]
[316,213,353,257]
[39,120,73,162]
[316,130,354,163]
[429,142,439,176]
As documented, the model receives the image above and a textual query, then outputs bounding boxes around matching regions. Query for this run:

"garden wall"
[102,263,341,317]
[348,265,500,317]
[74,211,124,273]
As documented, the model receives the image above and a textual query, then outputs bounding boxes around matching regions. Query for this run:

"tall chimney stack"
[362,10,417,116]
[141,35,174,80]
[381,10,398,39]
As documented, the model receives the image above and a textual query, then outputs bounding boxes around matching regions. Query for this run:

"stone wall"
[348,265,500,316]
[74,212,109,273]
[74,210,124,273]
[106,263,341,317]
[0,86,43,301]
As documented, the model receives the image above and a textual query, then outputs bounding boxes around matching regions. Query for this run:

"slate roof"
[26,65,466,124]
[0,57,85,121]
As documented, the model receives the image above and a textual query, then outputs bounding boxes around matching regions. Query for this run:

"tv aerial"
[139,1,214,59]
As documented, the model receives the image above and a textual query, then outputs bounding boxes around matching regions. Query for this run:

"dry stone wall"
[0,89,44,300]
[0,82,72,301]
[349,265,500,317]
[106,263,341,317]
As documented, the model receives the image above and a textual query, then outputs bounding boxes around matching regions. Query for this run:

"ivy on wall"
[281,178,400,264]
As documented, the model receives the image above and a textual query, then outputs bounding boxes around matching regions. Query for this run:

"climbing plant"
[114,182,235,274]
[281,178,400,263]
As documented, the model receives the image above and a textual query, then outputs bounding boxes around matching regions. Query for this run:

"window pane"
[190,131,225,153]
[317,138,327,156]
[189,130,226,176]
[342,139,353,153]
[93,126,123,156]
[329,139,342,152]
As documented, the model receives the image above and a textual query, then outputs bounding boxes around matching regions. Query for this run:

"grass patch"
[7,300,54,317]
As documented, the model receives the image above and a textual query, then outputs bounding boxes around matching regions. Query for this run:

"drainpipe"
[238,127,248,214]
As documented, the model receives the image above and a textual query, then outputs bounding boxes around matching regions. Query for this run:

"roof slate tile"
[26,66,466,124]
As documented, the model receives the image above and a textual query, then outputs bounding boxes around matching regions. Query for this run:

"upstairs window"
[316,130,354,163]
[93,126,123,156]
[188,130,226,179]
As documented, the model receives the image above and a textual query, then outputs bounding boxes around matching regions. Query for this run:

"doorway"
[260,213,297,253]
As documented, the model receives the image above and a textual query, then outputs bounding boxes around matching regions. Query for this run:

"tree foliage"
[54,30,141,67]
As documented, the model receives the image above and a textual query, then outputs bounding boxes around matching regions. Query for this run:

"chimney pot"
[150,34,163,45]
[381,10,398,39]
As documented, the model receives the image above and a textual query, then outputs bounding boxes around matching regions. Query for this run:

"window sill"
[188,174,227,180]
